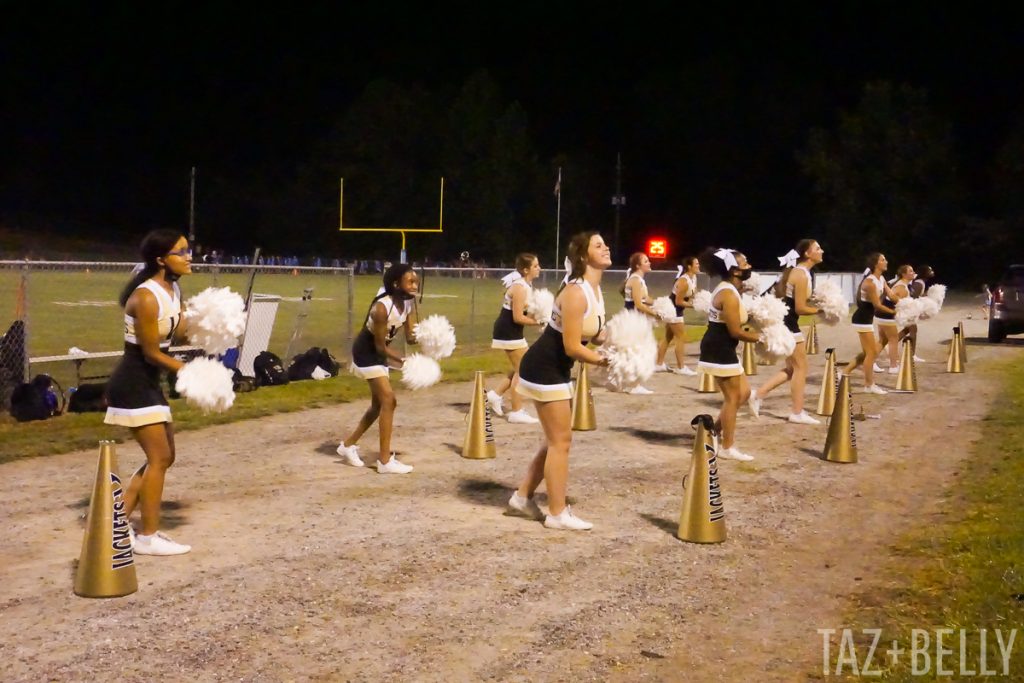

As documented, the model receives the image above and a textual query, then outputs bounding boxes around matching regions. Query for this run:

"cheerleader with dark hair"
[748,239,823,425]
[697,248,762,461]
[337,264,420,473]
[655,256,700,376]
[619,252,656,394]
[105,229,193,555]
[509,232,611,530]
[842,253,894,394]
[486,253,543,424]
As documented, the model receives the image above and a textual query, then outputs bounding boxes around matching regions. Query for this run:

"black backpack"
[68,383,108,413]
[253,351,289,387]
[10,374,64,422]
[232,368,258,393]
[318,348,341,376]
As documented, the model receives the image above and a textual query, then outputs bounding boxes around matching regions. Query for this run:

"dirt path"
[0,304,1017,682]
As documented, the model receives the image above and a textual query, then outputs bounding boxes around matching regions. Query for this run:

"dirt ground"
[1,302,1019,682]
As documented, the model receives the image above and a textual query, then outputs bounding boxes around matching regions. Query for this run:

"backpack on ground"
[232,368,258,393]
[287,347,330,381]
[68,383,107,413]
[9,374,64,422]
[253,351,289,387]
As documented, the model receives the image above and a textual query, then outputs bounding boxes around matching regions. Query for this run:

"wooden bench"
[30,346,206,385]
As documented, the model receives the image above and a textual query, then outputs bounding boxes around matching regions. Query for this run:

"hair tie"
[862,268,872,277]
[714,248,738,271]
[561,256,573,285]
[500,270,523,288]
[777,249,799,268]
[675,264,684,278]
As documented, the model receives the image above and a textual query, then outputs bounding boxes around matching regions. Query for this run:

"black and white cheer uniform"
[104,280,182,427]
[698,282,747,378]
[351,295,411,379]
[666,272,696,324]
[517,279,604,402]
[851,274,893,332]
[622,272,647,311]
[782,265,815,343]
[491,278,530,350]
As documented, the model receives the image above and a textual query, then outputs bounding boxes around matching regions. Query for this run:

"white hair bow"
[561,256,573,285]
[777,249,799,268]
[675,264,684,278]
[500,270,523,288]
[714,248,737,271]
[862,268,872,277]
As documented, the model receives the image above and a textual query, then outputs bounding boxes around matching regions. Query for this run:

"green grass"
[0,352,512,464]
[836,358,1024,680]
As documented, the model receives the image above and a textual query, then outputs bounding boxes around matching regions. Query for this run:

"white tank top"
[502,280,529,311]
[785,265,811,298]
[708,282,748,325]
[365,295,411,343]
[550,279,605,340]
[676,273,696,301]
[623,273,647,304]
[859,275,884,303]
[123,280,181,348]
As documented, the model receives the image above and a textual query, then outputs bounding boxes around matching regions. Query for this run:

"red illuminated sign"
[647,238,668,260]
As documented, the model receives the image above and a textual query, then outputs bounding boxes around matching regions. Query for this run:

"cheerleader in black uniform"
[105,229,192,556]
[748,239,824,425]
[486,253,542,424]
[508,232,611,531]
[887,264,918,361]
[655,256,700,376]
[697,248,761,461]
[620,252,656,394]
[842,253,895,394]
[908,265,935,362]
[337,264,419,473]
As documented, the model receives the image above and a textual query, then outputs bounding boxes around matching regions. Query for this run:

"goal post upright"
[339,177,444,264]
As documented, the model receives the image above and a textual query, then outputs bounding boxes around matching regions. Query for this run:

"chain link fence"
[1,260,861,394]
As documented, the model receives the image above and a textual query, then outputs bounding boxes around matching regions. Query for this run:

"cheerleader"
[910,265,935,358]
[509,232,611,530]
[337,264,419,473]
[486,254,542,424]
[842,253,894,394]
[620,252,656,394]
[697,248,762,461]
[748,239,823,425]
[888,264,918,360]
[655,256,700,376]
[105,229,192,556]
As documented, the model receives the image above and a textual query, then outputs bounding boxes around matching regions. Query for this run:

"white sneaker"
[629,386,654,395]
[887,366,900,374]
[788,411,821,425]
[718,447,754,461]
[544,506,593,531]
[653,363,669,373]
[506,409,540,424]
[127,523,136,549]
[674,365,698,376]
[863,384,888,395]
[913,355,926,363]
[486,390,504,417]
[872,363,885,373]
[747,393,761,419]
[376,455,413,474]
[507,492,545,521]
[336,443,364,467]
[134,531,191,556]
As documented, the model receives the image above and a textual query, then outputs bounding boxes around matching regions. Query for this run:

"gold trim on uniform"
[352,364,389,379]
[516,378,572,402]
[697,361,743,377]
[491,338,529,350]
[104,406,173,427]
[873,318,898,328]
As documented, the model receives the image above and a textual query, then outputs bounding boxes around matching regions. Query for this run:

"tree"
[799,82,962,270]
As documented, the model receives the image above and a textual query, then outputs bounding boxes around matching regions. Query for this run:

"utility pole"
[611,153,626,262]
[188,166,197,244]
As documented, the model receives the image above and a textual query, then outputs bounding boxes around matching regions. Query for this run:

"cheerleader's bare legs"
[516,399,572,514]
[715,373,752,452]
[123,423,176,536]
[844,330,886,393]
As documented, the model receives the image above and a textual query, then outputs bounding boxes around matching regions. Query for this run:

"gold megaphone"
[815,347,838,416]
[947,327,964,374]
[958,322,968,364]
[894,339,918,392]
[74,441,138,598]
[677,414,727,543]
[823,374,858,464]
[742,341,757,375]
[805,318,820,355]
[697,370,718,393]
[571,362,597,431]
[462,371,497,459]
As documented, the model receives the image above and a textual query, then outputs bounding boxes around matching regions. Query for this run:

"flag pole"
[553,167,562,271]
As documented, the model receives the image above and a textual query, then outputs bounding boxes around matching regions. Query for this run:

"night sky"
[2,4,1022,264]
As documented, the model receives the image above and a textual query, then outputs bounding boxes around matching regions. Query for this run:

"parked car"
[989,264,1024,342]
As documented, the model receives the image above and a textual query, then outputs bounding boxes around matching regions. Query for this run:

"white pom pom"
[756,323,796,363]
[693,290,713,315]
[175,357,235,413]
[741,272,762,294]
[746,293,789,329]
[413,315,456,359]
[918,297,940,320]
[401,353,441,390]
[185,287,247,355]
[811,280,849,325]
[651,296,677,320]
[895,297,924,329]
[926,284,946,308]
[600,309,658,390]
[527,288,555,325]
